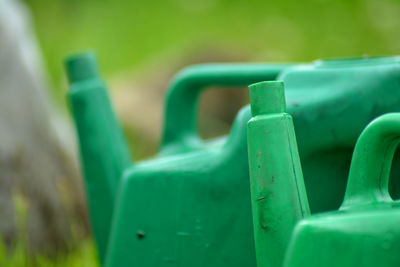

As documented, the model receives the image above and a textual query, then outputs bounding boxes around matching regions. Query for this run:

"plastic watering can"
[65,53,288,266]
[284,113,400,267]
[66,53,400,266]
[281,56,400,213]
[164,55,400,214]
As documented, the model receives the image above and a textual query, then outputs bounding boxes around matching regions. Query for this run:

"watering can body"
[162,55,400,213]
[106,107,255,266]
[66,54,288,266]
[103,64,292,266]
[285,207,400,267]
[285,113,400,267]
[66,54,400,266]
[281,56,400,212]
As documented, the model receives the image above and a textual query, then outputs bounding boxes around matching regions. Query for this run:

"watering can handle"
[341,113,400,209]
[160,63,294,150]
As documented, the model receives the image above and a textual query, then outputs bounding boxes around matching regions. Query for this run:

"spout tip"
[65,52,99,84]
[249,81,286,116]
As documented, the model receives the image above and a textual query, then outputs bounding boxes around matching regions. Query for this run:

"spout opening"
[65,52,99,84]
[249,81,286,116]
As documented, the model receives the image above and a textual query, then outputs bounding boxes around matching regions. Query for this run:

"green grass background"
[0,192,99,267]
[25,0,400,103]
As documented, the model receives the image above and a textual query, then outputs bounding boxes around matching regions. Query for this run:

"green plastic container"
[66,53,287,266]
[285,113,400,267]
[66,53,400,266]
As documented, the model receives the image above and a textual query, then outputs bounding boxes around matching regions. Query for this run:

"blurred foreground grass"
[0,239,98,267]
[0,192,98,267]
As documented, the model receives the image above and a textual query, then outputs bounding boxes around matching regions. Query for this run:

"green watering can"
[248,81,400,267]
[66,53,288,266]
[284,112,400,267]
[66,54,400,266]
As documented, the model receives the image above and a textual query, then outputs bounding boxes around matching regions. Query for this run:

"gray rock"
[0,0,87,254]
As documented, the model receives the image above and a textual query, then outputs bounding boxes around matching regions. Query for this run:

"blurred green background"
[26,0,400,103]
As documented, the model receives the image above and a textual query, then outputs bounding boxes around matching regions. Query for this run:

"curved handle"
[341,113,400,209]
[160,63,294,153]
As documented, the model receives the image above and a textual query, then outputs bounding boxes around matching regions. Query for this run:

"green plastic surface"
[66,53,132,264]
[160,63,293,155]
[247,81,310,267]
[66,53,400,266]
[285,113,400,267]
[66,54,288,266]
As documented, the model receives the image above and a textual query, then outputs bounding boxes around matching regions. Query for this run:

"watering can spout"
[66,52,100,84]
[247,81,310,267]
[65,52,132,263]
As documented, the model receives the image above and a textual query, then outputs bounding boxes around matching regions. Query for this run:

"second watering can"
[285,113,400,267]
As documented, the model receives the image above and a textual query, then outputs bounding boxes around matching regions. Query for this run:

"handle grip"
[160,63,294,153]
[341,113,400,209]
